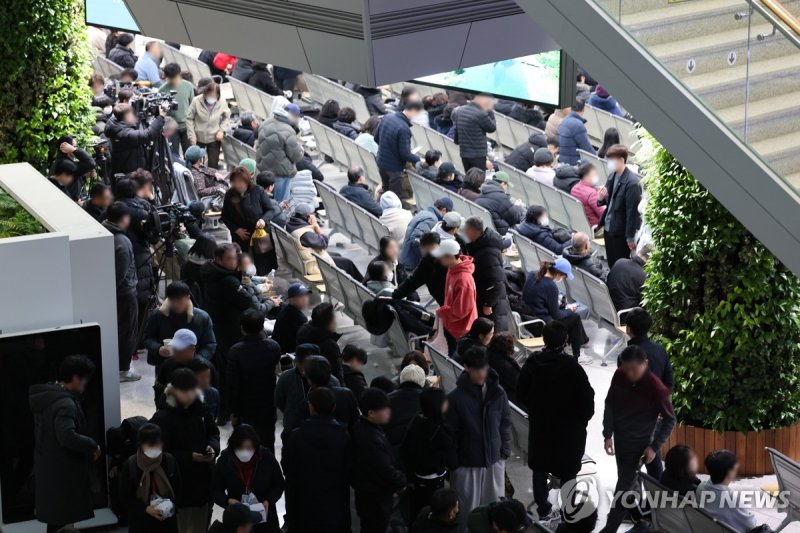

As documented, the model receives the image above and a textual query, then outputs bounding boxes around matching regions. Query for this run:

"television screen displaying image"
[85,0,140,33]
[0,324,106,525]
[415,50,563,107]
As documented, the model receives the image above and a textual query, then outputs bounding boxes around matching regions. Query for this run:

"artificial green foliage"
[641,134,800,432]
[0,0,95,172]
[0,188,45,238]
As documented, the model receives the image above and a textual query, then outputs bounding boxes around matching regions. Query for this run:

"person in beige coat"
[186,82,230,169]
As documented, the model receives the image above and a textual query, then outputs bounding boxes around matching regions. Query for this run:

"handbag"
[249,227,273,254]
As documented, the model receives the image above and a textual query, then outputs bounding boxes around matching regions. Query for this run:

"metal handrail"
[752,0,800,48]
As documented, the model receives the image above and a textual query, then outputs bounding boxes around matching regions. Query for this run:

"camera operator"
[49,136,96,202]
[105,102,166,176]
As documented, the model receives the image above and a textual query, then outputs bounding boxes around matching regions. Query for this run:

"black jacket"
[29,384,98,525]
[509,104,545,129]
[342,364,368,399]
[233,125,256,147]
[84,201,107,222]
[295,323,344,382]
[411,507,459,532]
[271,303,308,353]
[553,165,581,194]
[606,256,647,311]
[339,183,382,217]
[232,60,282,96]
[504,143,537,171]
[102,220,138,295]
[562,245,609,281]
[105,115,165,175]
[393,253,447,305]
[454,102,496,158]
[201,260,267,346]
[385,382,423,448]
[487,349,521,405]
[144,302,217,366]
[475,180,521,235]
[517,348,594,476]
[118,196,156,303]
[52,149,96,200]
[446,370,512,468]
[333,120,359,140]
[150,390,220,507]
[599,167,642,240]
[351,418,407,494]
[118,452,181,533]
[466,228,508,311]
[515,221,567,255]
[108,44,136,68]
[227,333,283,424]
[627,335,674,391]
[282,415,353,533]
[222,185,284,250]
[211,447,284,533]
[400,414,456,478]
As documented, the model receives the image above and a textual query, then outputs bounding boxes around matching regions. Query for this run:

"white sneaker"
[119,370,142,382]
[538,507,560,524]
[578,354,594,365]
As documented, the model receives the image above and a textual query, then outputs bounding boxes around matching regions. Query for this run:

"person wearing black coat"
[271,286,310,354]
[553,165,581,194]
[606,246,649,311]
[50,136,96,201]
[105,106,165,175]
[464,219,510,332]
[517,322,594,521]
[295,302,344,382]
[486,332,521,405]
[503,133,547,171]
[385,365,425,450]
[474,175,522,236]
[29,356,100,532]
[509,103,546,130]
[232,60,282,96]
[301,356,360,433]
[211,425,285,533]
[453,97,496,171]
[561,233,609,281]
[339,167,382,218]
[227,309,284,450]
[118,424,182,533]
[623,307,674,391]
[352,389,408,533]
[598,147,642,267]
[108,39,136,68]
[282,388,353,533]
[393,232,447,305]
[342,345,369,399]
[515,206,569,255]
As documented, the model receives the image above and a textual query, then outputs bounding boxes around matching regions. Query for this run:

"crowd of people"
[32,29,776,533]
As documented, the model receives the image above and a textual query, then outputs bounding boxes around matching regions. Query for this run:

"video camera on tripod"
[144,203,197,244]
[134,91,178,122]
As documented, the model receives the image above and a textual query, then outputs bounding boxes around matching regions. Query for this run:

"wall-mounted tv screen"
[415,50,563,107]
[0,324,106,525]
[85,0,140,33]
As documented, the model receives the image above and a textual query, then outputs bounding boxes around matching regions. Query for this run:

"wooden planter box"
[661,423,800,476]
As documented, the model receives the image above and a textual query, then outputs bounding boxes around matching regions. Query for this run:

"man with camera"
[105,101,166,176]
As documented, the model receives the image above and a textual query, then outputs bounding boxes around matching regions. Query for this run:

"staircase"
[613,0,800,188]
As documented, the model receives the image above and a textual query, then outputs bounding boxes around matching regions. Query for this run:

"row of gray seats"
[490,112,546,153]
[510,230,630,365]
[407,170,495,231]
[410,123,465,174]
[577,148,610,187]
[314,181,390,256]
[583,104,639,155]
[93,55,124,78]
[228,76,276,121]
[306,117,382,191]
[304,74,371,124]
[221,135,256,170]
[270,222,325,288]
[160,44,212,85]
[641,473,737,532]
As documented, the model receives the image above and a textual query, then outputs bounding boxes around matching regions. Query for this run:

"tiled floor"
[115,162,799,532]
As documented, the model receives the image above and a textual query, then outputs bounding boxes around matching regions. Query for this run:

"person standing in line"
[623,307,674,391]
[373,100,424,199]
[599,346,676,533]
[433,239,478,356]
[446,347,512,532]
[271,283,311,354]
[454,94,496,172]
[29,355,102,533]
[597,144,642,268]
[186,82,230,169]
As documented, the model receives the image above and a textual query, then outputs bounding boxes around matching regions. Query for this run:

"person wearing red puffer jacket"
[212,53,238,75]
[433,239,478,355]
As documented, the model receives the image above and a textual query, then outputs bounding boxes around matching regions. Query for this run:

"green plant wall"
[641,134,800,432]
[0,0,95,172]
[0,188,45,238]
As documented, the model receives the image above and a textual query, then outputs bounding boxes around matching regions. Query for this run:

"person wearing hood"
[434,162,464,193]
[282,387,353,533]
[332,107,359,140]
[458,167,485,202]
[379,191,413,241]
[295,302,344,382]
[553,164,581,195]
[145,280,216,369]
[339,165,382,217]
[587,84,625,117]
[486,332,521,404]
[517,321,594,523]
[287,168,318,215]
[526,147,556,187]
[256,100,304,202]
[186,82,230,169]
[474,172,522,236]
[151,369,220,532]
[211,424,285,533]
[523,259,591,364]
[410,488,459,533]
[446,347,511,530]
[105,102,166,175]
[118,423,182,533]
[557,100,596,166]
[285,202,363,281]
[103,202,141,382]
[562,232,608,281]
[416,149,442,181]
[504,133,548,171]
[29,355,101,532]
[434,239,478,355]
[108,32,136,67]
[463,216,510,332]
[399,197,454,270]
[186,145,228,203]
[515,206,568,255]
[571,163,606,231]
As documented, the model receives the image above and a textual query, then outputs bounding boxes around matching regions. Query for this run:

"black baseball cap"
[223,503,261,530]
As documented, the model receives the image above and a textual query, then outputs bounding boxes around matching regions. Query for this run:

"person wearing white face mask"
[515,206,570,255]
[597,144,642,267]
[571,162,607,237]
[212,424,285,533]
[119,423,181,533]
[186,81,230,169]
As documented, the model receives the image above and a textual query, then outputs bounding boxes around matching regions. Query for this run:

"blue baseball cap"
[434,197,454,211]
[554,257,574,280]
[287,282,311,298]
[285,103,302,116]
